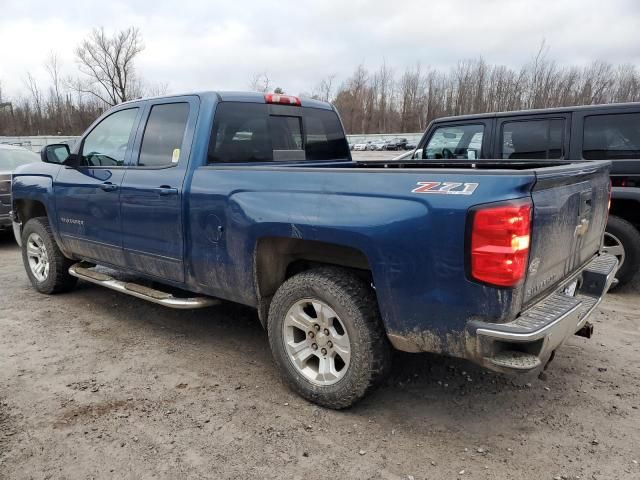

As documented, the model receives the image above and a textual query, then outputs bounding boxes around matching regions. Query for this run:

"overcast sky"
[1,0,639,99]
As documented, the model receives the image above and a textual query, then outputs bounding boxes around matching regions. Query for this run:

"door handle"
[100,182,118,192]
[155,186,178,196]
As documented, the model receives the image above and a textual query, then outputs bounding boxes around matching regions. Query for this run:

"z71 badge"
[411,181,479,195]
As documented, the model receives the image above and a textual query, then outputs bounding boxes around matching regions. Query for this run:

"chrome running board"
[69,263,219,309]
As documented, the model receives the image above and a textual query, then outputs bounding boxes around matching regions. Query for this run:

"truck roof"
[120,91,334,110]
[432,101,640,124]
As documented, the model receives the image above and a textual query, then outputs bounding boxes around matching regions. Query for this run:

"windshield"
[0,148,39,170]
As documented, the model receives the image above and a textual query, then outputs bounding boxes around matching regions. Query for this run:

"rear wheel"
[268,267,391,409]
[603,215,640,287]
[21,217,77,294]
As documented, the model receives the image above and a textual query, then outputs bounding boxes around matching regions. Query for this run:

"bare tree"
[45,52,63,107]
[71,27,144,106]
[143,81,170,97]
[4,41,640,137]
[248,72,272,93]
[313,74,336,102]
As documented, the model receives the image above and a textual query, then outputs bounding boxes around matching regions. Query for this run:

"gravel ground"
[1,155,639,479]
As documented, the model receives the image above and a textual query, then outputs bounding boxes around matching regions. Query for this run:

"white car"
[352,142,370,151]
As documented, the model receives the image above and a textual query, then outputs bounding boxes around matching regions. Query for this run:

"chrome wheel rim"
[602,231,625,270]
[282,298,351,386]
[26,233,50,282]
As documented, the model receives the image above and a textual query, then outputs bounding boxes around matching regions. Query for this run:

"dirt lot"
[1,158,639,479]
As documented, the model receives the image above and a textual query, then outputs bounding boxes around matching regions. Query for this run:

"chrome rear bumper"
[472,253,618,373]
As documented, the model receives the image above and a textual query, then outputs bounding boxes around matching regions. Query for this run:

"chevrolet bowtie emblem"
[574,218,589,237]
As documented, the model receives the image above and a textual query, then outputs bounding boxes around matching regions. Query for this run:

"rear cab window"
[207,102,349,164]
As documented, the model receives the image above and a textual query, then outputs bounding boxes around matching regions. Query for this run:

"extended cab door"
[119,96,199,283]
[54,106,142,266]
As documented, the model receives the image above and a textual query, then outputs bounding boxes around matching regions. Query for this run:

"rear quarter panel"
[188,165,537,355]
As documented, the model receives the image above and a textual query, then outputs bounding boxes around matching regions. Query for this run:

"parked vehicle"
[383,137,408,150]
[352,141,370,151]
[0,144,39,231]
[369,139,388,151]
[11,92,618,408]
[408,102,640,286]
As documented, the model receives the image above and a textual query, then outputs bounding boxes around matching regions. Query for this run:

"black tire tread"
[268,267,391,409]
[21,217,77,294]
[606,215,640,287]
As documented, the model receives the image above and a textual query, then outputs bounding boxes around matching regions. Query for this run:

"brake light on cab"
[264,93,301,106]
[469,200,532,287]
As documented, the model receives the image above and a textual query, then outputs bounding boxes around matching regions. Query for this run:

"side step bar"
[69,264,220,309]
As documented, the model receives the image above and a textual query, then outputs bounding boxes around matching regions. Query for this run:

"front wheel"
[268,267,391,409]
[21,217,77,294]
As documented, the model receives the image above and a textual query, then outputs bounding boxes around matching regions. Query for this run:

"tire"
[21,217,77,294]
[268,267,392,409]
[604,215,640,287]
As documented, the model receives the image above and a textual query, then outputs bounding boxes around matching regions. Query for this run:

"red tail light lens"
[264,93,301,106]
[470,201,532,287]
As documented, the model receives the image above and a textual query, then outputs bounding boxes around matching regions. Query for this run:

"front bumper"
[470,253,619,373]
[10,211,22,246]
[0,213,11,229]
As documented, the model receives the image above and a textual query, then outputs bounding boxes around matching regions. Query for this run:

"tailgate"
[522,161,610,304]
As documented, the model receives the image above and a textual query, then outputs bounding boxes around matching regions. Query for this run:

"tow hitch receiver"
[575,321,594,339]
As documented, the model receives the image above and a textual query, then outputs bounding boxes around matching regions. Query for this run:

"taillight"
[470,201,532,287]
[264,93,301,106]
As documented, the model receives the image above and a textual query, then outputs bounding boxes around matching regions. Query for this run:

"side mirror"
[41,144,70,164]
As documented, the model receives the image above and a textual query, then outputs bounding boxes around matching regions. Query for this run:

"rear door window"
[501,119,564,159]
[422,124,484,160]
[583,113,640,159]
[207,102,349,164]
[137,102,190,167]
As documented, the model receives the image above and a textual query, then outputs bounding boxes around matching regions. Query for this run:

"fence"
[1,133,426,152]
[346,133,423,145]
[0,136,78,152]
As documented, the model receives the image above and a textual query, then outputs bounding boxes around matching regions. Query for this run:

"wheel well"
[610,199,640,229]
[254,237,373,326]
[14,199,47,225]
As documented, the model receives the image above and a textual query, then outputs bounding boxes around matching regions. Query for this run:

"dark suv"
[384,137,409,150]
[410,103,640,286]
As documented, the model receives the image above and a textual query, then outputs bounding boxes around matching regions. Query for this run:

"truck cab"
[411,103,640,286]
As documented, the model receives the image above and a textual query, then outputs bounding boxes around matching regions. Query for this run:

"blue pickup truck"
[11,92,618,408]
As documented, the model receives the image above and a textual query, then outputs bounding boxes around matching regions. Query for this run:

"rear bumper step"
[472,252,618,373]
[69,264,219,309]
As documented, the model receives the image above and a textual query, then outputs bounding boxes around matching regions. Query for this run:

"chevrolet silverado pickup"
[11,92,618,408]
